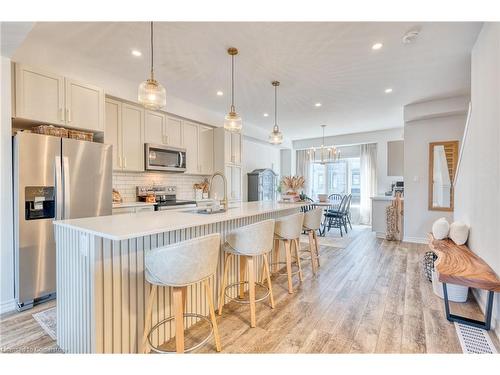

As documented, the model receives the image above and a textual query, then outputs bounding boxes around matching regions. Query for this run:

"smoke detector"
[402,27,421,44]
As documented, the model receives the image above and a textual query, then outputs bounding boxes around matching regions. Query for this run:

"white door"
[104,98,122,170]
[231,132,241,165]
[198,125,214,175]
[230,165,242,201]
[65,79,104,131]
[165,117,183,147]
[182,121,199,174]
[15,64,65,125]
[144,110,167,145]
[121,103,144,172]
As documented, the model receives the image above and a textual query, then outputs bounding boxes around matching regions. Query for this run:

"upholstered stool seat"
[271,212,305,293]
[142,233,221,354]
[218,219,275,328]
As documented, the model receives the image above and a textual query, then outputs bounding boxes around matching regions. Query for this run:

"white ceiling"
[12,22,482,140]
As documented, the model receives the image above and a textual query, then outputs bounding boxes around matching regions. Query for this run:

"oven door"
[145,144,186,172]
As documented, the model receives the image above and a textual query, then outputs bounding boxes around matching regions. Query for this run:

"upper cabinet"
[15,64,65,125]
[231,132,242,165]
[14,64,104,132]
[104,98,121,170]
[144,110,167,145]
[213,128,242,202]
[182,121,199,174]
[165,117,183,148]
[198,125,214,175]
[65,79,104,132]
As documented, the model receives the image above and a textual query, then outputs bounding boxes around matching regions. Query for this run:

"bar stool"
[142,233,222,354]
[272,212,305,294]
[218,219,275,328]
[300,208,322,274]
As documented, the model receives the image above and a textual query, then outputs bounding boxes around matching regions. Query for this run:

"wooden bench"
[429,234,500,330]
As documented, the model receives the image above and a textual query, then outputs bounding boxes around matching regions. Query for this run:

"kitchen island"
[53,201,305,353]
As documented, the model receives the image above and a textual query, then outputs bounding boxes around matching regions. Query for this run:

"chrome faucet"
[208,171,228,209]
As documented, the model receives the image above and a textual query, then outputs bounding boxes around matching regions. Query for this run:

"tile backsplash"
[113,171,209,202]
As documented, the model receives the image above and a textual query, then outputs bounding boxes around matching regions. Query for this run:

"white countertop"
[371,195,404,201]
[54,201,306,241]
[112,201,156,209]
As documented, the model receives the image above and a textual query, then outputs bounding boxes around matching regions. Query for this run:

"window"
[310,157,360,205]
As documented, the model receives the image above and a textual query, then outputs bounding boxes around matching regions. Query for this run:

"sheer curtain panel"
[359,143,377,225]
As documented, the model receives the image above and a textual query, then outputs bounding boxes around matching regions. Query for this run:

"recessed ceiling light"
[385,88,393,93]
[315,103,322,107]
[216,91,223,96]
[131,49,142,57]
[263,113,269,117]
[372,43,383,50]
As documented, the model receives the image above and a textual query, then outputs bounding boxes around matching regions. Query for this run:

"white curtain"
[295,150,311,197]
[360,143,377,225]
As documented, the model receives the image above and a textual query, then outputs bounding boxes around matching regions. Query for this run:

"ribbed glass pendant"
[138,22,166,110]
[224,47,242,133]
[268,81,283,145]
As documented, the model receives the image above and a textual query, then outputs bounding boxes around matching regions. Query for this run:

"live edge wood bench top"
[428,234,500,292]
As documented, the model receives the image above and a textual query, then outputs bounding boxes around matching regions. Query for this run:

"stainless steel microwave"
[145,144,186,172]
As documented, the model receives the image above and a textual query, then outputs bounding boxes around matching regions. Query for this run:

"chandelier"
[307,125,340,164]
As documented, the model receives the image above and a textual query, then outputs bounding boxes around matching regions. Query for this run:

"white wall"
[0,56,14,313]
[242,136,281,201]
[293,127,404,194]
[403,99,468,243]
[454,23,500,337]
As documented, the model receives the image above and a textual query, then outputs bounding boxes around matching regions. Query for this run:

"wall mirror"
[429,141,459,211]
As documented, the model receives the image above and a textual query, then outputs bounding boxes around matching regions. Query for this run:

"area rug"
[300,225,367,249]
[32,307,57,340]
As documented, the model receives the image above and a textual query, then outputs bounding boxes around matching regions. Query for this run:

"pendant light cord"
[150,21,154,79]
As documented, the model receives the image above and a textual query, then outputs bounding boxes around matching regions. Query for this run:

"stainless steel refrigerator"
[13,132,112,310]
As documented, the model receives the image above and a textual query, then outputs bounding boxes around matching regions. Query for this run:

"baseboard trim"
[403,236,428,244]
[472,289,499,339]
[0,298,16,315]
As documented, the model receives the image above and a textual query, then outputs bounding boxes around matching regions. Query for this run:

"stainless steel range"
[136,185,196,211]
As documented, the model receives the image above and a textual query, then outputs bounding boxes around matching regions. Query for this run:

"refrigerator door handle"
[62,156,70,219]
[55,156,63,220]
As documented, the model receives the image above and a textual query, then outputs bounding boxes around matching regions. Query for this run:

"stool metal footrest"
[224,281,270,304]
[269,261,300,276]
[147,312,213,353]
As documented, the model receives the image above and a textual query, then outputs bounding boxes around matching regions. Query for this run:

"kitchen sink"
[182,208,232,215]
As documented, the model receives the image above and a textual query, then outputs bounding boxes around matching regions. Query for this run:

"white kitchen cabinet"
[230,165,242,201]
[182,121,199,174]
[213,127,243,201]
[65,79,104,132]
[14,64,104,132]
[144,110,167,145]
[165,116,183,147]
[104,98,121,170]
[15,64,65,125]
[121,103,144,172]
[198,125,214,175]
[112,205,154,215]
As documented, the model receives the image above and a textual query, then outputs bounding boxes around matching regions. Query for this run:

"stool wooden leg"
[262,253,275,309]
[218,253,232,315]
[313,230,320,267]
[293,239,304,282]
[308,230,318,275]
[273,239,280,273]
[284,240,294,294]
[142,284,157,353]
[247,256,256,327]
[239,255,247,299]
[203,278,221,352]
[173,287,185,353]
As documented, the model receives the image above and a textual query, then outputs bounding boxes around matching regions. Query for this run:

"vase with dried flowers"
[281,176,305,195]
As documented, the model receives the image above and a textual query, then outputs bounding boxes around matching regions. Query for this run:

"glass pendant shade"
[138,78,166,110]
[269,125,283,144]
[138,22,166,110]
[224,107,243,133]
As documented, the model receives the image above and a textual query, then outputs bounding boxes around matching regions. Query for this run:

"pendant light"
[224,47,242,133]
[307,125,340,164]
[138,22,166,110]
[268,81,284,145]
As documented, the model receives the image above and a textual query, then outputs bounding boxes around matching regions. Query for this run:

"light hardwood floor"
[1,227,498,353]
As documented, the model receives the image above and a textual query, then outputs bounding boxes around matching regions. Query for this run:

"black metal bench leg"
[442,283,495,330]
